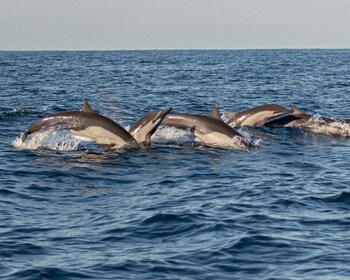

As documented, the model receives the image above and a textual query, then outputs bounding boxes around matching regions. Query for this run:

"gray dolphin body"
[224,104,291,127]
[161,111,251,148]
[265,105,350,135]
[21,99,172,148]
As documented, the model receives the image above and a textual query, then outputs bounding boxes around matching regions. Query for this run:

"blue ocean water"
[1,50,350,279]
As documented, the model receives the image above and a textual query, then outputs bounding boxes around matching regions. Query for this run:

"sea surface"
[1,50,350,279]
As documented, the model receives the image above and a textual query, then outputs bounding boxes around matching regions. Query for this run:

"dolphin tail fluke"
[129,107,172,145]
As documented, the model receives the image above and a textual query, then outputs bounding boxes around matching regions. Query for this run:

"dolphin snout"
[152,107,173,123]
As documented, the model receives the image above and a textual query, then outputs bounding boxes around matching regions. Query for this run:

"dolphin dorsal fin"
[81,98,95,113]
[211,105,222,120]
[224,111,238,119]
[290,105,304,115]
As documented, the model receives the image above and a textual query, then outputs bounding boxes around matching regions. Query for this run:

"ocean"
[1,50,350,279]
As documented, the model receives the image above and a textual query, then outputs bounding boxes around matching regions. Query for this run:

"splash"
[12,130,88,151]
[237,127,262,148]
[220,113,229,122]
[309,113,323,122]
[227,135,256,151]
[152,126,195,143]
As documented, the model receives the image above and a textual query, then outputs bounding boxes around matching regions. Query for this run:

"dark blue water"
[1,50,350,279]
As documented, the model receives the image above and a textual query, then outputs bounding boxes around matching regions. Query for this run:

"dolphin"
[224,104,291,127]
[264,105,347,127]
[265,105,315,127]
[129,107,173,146]
[265,105,350,136]
[161,106,252,148]
[21,99,172,148]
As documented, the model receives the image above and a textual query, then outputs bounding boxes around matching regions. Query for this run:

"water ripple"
[2,50,350,279]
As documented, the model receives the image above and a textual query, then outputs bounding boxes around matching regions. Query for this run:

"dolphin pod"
[20,100,254,150]
[20,100,350,151]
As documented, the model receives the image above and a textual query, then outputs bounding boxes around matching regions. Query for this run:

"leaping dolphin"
[265,105,350,136]
[129,107,173,145]
[224,104,291,127]
[21,99,172,148]
[264,105,349,127]
[161,106,252,148]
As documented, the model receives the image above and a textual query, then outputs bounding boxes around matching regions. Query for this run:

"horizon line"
[1,47,350,52]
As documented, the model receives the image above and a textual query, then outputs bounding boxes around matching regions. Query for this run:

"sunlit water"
[1,50,350,279]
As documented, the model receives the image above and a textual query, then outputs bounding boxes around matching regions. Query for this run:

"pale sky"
[1,0,350,50]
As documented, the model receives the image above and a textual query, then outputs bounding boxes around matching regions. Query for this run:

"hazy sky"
[1,0,350,50]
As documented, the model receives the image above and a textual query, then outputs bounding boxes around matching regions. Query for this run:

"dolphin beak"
[152,107,173,123]
[162,107,173,117]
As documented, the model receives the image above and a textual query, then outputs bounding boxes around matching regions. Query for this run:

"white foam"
[152,126,194,143]
[309,113,323,122]
[12,130,87,151]
[221,113,228,122]
[237,127,261,147]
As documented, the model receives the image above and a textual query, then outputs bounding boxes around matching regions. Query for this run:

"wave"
[324,191,350,204]
[0,242,47,258]
[4,267,91,280]
[0,108,48,118]
[103,212,208,243]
